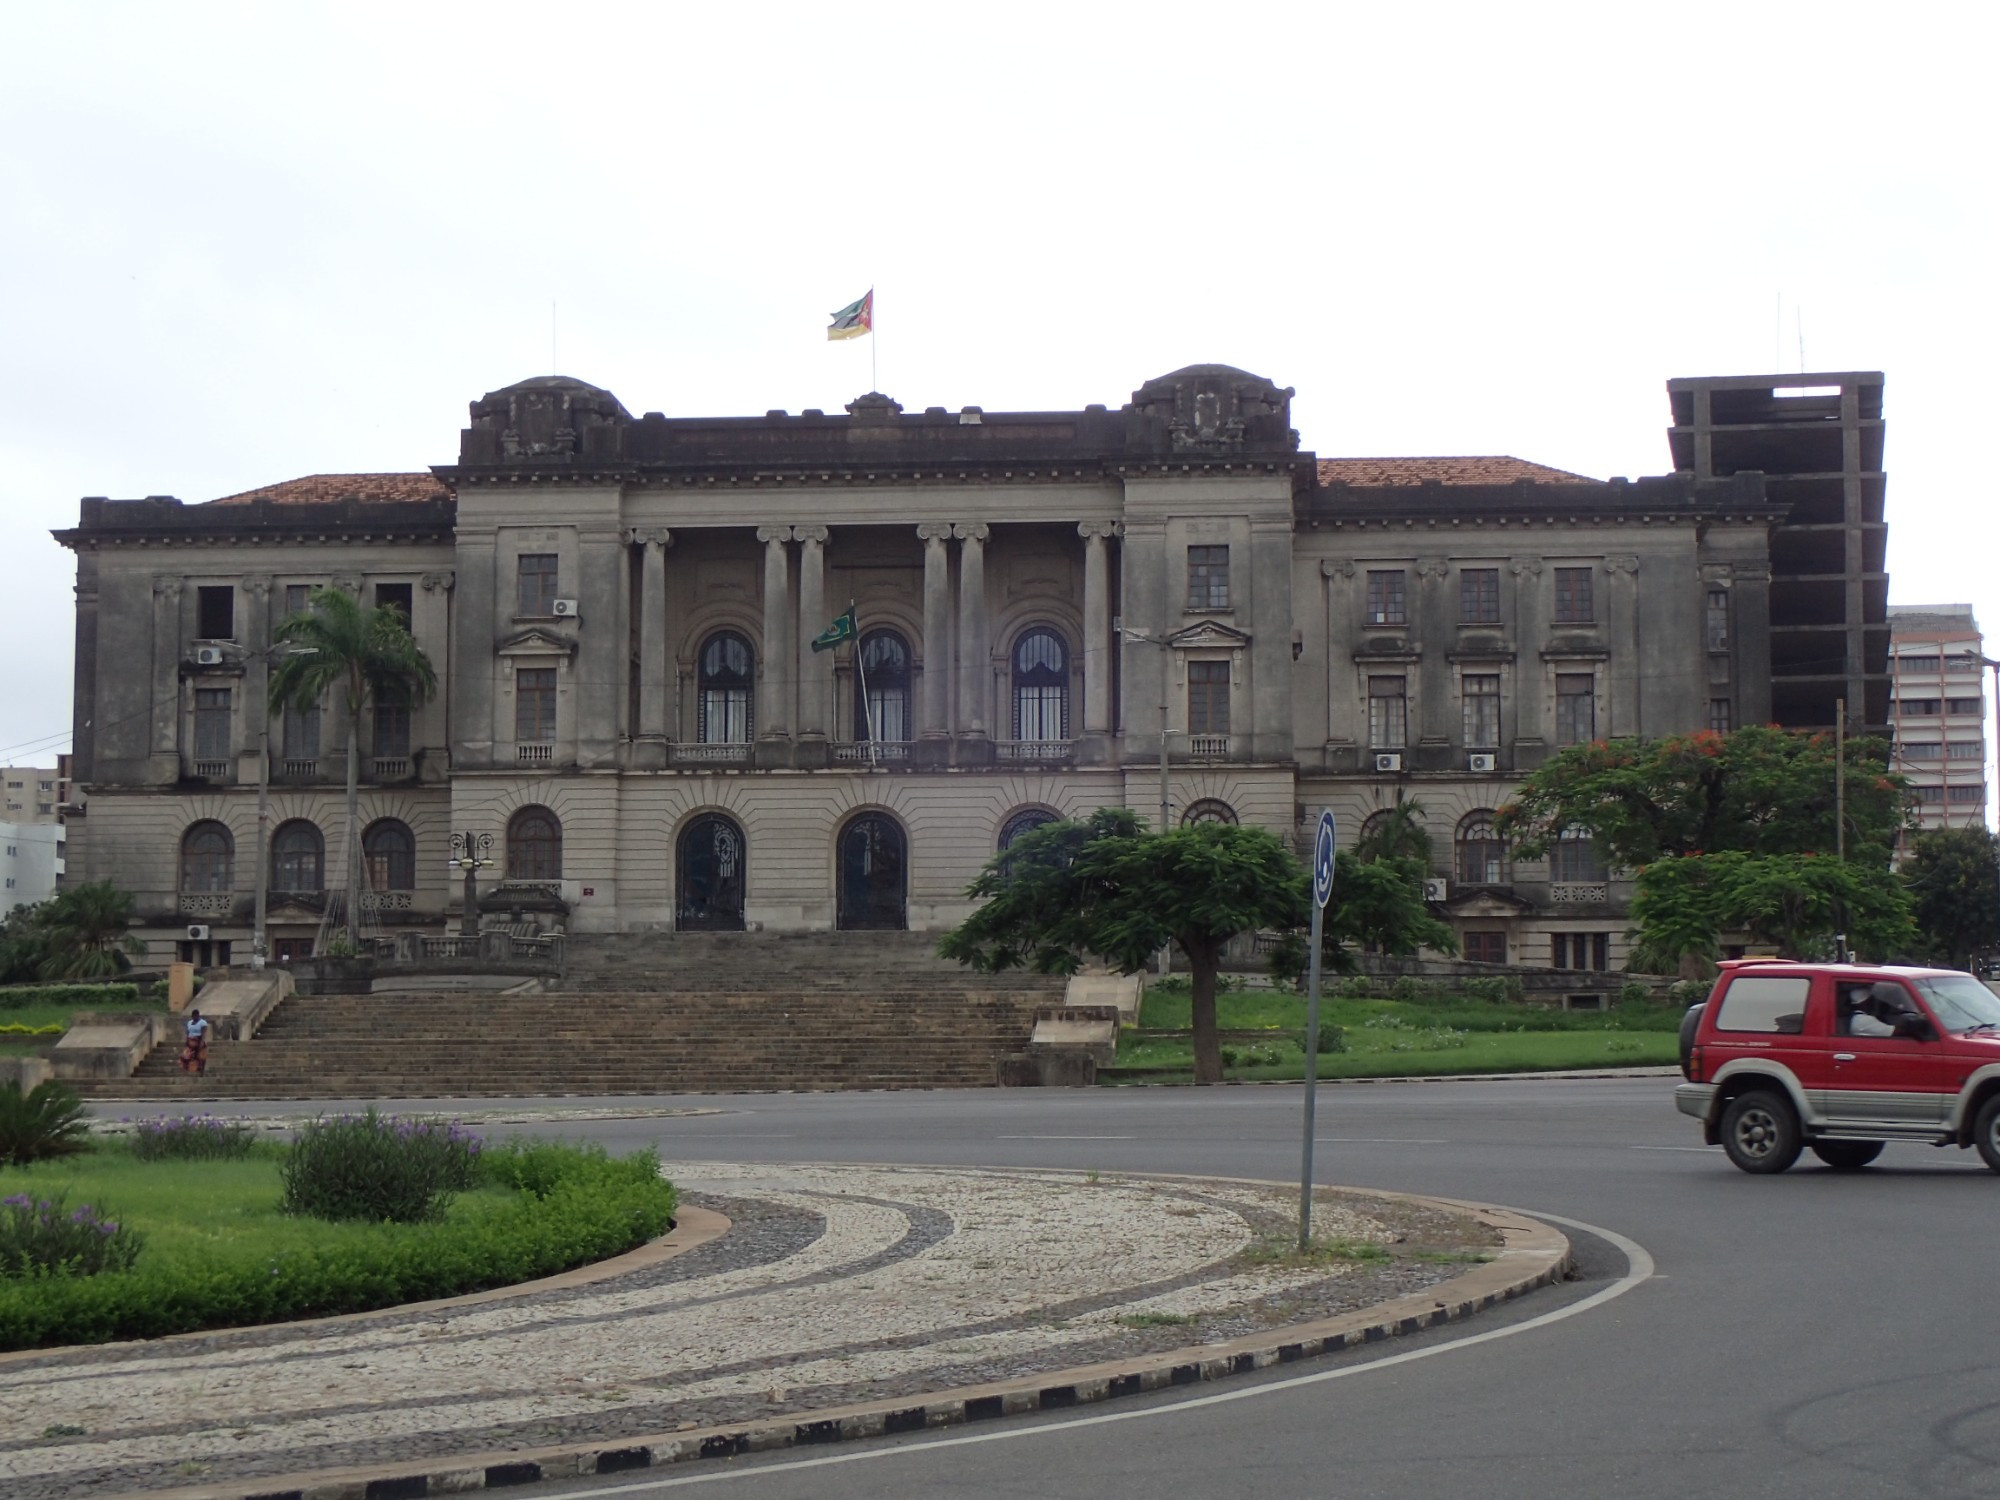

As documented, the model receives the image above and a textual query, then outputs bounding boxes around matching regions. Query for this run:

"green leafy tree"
[1902,826,2000,969]
[268,586,437,947]
[940,809,1310,1085]
[1629,851,1914,971]
[31,881,144,979]
[1496,726,1907,868]
[1322,852,1458,964]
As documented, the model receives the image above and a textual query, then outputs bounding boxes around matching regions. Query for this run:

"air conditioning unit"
[551,599,579,618]
[194,646,225,666]
[1469,752,1497,772]
[1423,878,1449,903]
[185,924,210,941]
[1373,752,1403,773]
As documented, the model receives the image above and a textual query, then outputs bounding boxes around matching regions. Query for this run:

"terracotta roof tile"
[1316,456,1597,487]
[206,473,451,506]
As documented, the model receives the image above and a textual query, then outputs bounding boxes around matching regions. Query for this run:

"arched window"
[1012,627,1069,742]
[854,629,911,743]
[180,821,233,893]
[362,818,415,891]
[1181,799,1238,827]
[1455,811,1506,886]
[698,631,754,743]
[507,805,562,880]
[1550,826,1608,884]
[272,820,325,892]
[998,808,1060,851]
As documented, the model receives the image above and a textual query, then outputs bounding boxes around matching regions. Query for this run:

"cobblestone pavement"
[0,1162,1528,1499]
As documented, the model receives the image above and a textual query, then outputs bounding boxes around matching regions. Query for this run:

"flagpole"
[870,287,878,393]
[853,602,881,768]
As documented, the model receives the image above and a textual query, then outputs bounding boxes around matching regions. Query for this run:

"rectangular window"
[1553,567,1594,624]
[1464,932,1506,964]
[375,582,414,621]
[374,696,411,758]
[1948,784,1986,804]
[1368,675,1407,748]
[1709,698,1733,734]
[1948,740,1983,760]
[1366,570,1407,626]
[1899,698,1942,716]
[282,703,320,760]
[1552,835,1607,883]
[1185,545,1230,610]
[1463,673,1501,747]
[196,585,235,640]
[515,668,557,742]
[1946,697,1983,715]
[1188,661,1231,735]
[1706,590,1729,651]
[193,688,232,761]
[1901,742,1942,760]
[517,554,559,617]
[1915,786,1945,805]
[1713,975,1812,1034]
[1898,654,1941,673]
[284,583,312,618]
[1555,672,1595,745]
[1460,568,1500,624]
[1946,654,1982,674]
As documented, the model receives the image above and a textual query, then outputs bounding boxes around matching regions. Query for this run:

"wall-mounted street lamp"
[448,832,495,937]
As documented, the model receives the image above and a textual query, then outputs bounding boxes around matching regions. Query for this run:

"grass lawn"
[0,998,169,1033]
[1115,983,1682,1082]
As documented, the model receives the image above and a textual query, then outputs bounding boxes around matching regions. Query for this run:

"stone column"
[630,529,671,769]
[240,576,272,783]
[917,522,954,767]
[795,525,830,768]
[151,577,183,769]
[954,523,990,762]
[1079,522,1117,743]
[756,527,793,764]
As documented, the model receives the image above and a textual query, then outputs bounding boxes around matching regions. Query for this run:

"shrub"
[127,1115,257,1162]
[1619,981,1652,1007]
[0,1024,66,1037]
[0,1144,675,1349]
[1459,975,1524,1005]
[1668,978,1711,1009]
[1335,975,1376,1000]
[0,1193,143,1278]
[280,1111,482,1224]
[1297,1022,1346,1055]
[0,1082,90,1166]
[0,984,140,1012]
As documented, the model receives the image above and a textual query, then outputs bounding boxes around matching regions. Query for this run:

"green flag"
[811,607,857,653]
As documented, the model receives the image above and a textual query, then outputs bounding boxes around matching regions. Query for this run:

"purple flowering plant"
[0,1190,142,1278]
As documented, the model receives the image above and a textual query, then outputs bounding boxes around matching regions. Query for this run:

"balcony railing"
[670,742,751,766]
[1549,882,1609,904]
[179,892,235,917]
[517,743,554,765]
[996,739,1074,764]
[358,891,414,912]
[833,741,913,764]
[1186,735,1230,759]
[281,757,318,779]
[192,759,232,781]
[372,756,411,780]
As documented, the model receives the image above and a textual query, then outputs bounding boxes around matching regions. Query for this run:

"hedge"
[0,1142,677,1350]
[0,984,140,1011]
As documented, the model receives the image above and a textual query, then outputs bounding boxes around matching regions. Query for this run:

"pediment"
[1443,888,1536,918]
[1165,620,1252,651]
[496,627,578,659]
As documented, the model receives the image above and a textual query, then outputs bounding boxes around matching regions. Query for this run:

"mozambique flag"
[827,290,873,341]
[811,607,858,652]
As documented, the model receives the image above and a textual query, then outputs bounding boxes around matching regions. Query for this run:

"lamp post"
[448,832,494,937]
[1116,622,1175,976]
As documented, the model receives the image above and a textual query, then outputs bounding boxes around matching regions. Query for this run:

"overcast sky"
[3,1,1992,775]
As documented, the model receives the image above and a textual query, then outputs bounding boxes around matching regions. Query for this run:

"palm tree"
[1355,796,1432,866]
[268,587,437,948]
[31,881,143,979]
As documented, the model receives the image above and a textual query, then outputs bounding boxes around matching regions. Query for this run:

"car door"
[1820,977,1948,1132]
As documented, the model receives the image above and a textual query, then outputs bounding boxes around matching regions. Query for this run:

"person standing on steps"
[178,1009,210,1075]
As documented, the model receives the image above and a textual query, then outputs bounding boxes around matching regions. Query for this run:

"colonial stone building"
[56,363,1844,971]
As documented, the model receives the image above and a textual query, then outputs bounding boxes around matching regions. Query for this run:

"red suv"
[1675,960,2000,1174]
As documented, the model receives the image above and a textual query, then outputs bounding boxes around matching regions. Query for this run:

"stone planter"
[291,956,376,996]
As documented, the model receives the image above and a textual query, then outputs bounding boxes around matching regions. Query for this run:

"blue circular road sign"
[1312,809,1336,909]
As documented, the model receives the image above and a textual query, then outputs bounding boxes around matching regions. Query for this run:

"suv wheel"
[1973,1095,2000,1173]
[1721,1090,1802,1174]
[1809,1140,1884,1171]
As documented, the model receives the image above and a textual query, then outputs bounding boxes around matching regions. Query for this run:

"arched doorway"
[837,812,906,930]
[677,813,746,931]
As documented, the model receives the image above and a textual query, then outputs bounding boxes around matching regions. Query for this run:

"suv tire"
[1678,1003,1705,1079]
[1973,1094,2000,1173]
[1721,1090,1802,1174]
[1809,1140,1885,1171]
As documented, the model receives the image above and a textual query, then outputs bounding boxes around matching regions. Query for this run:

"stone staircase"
[85,932,1064,1100]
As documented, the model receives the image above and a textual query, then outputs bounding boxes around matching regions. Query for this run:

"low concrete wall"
[195,972,293,1040]
[1030,1007,1120,1066]
[0,1056,54,1092]
[1064,974,1145,1024]
[50,1013,173,1081]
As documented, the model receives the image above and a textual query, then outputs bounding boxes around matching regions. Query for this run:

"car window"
[1914,975,2000,1033]
[1713,975,1812,1034]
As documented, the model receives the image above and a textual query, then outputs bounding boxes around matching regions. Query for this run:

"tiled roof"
[206,473,451,506]
[1316,456,1597,487]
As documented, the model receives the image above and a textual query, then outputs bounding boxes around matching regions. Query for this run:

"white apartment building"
[1,821,65,917]
[1888,604,1988,835]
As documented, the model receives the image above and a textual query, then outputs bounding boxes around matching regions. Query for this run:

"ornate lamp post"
[448,832,494,937]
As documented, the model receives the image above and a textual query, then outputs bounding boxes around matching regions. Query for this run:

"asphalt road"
[186,1080,2000,1499]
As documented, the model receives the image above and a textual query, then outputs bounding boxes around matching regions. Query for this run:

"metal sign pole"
[1300,808,1336,1252]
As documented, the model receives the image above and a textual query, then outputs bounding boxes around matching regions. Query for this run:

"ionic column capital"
[916,522,955,543]
[626,527,674,548]
[795,525,830,545]
[953,522,989,544]
[1078,520,1123,540]
[755,525,794,545]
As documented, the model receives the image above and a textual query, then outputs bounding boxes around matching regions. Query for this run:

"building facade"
[1887,604,1988,836]
[0,822,64,917]
[56,365,1852,971]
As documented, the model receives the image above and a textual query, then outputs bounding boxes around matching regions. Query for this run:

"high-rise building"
[1887,604,1987,836]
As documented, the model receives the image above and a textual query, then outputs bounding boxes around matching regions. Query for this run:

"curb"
[106,1193,1571,1500]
